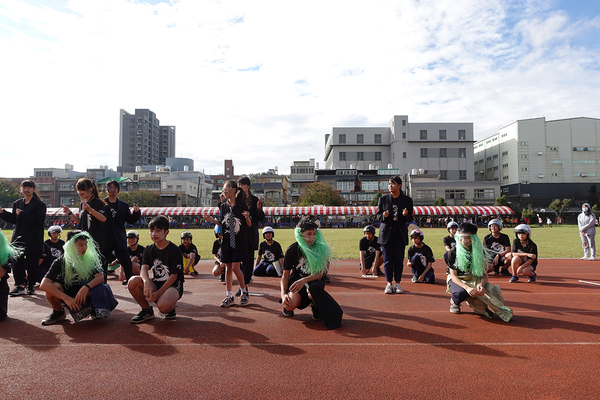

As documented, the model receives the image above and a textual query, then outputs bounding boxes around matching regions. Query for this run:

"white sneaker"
[384,283,393,294]
[394,283,403,294]
[589,256,596,261]
[450,300,461,314]
[581,256,589,260]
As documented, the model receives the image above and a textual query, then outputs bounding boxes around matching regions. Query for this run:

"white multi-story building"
[474,116,600,207]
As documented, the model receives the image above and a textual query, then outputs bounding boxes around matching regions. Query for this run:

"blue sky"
[1,0,599,178]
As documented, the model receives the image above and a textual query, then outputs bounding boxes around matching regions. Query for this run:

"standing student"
[204,180,251,307]
[375,176,414,294]
[0,180,47,296]
[0,231,21,321]
[128,216,184,323]
[102,180,141,284]
[578,203,596,261]
[62,178,107,268]
[238,177,265,287]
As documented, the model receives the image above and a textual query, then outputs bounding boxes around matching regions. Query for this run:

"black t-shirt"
[212,239,221,257]
[511,238,538,268]
[141,242,184,283]
[79,197,107,249]
[179,243,200,263]
[407,243,435,264]
[484,233,511,256]
[443,235,456,250]
[283,242,311,280]
[219,202,248,253]
[45,256,103,288]
[446,247,485,277]
[258,240,284,263]
[390,196,403,238]
[128,244,145,262]
[39,240,65,272]
[359,236,381,264]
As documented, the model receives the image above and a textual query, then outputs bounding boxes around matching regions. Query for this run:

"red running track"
[1,259,599,399]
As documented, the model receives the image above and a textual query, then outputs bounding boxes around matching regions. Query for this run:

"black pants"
[0,277,9,320]
[241,247,255,286]
[102,245,133,283]
[13,251,39,289]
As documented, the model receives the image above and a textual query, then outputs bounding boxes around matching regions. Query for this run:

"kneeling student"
[280,217,343,330]
[446,223,512,322]
[40,231,118,325]
[407,229,435,283]
[509,224,538,283]
[253,226,284,277]
[359,225,383,277]
[180,231,200,276]
[129,216,184,323]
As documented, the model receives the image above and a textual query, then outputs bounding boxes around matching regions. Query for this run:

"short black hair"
[389,175,402,185]
[237,176,251,186]
[66,230,83,241]
[458,222,478,235]
[148,215,170,231]
[297,216,319,232]
[106,180,120,191]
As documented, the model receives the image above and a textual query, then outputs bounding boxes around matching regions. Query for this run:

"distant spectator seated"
[40,230,118,325]
[484,219,512,276]
[407,229,435,283]
[359,225,383,277]
[253,227,284,277]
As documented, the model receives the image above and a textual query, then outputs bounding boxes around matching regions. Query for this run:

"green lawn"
[3,224,580,261]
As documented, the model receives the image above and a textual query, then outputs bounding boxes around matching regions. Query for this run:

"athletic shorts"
[153,279,184,299]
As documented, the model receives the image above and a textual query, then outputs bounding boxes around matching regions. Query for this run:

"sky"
[1,0,599,178]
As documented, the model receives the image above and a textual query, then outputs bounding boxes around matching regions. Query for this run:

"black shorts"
[153,279,184,299]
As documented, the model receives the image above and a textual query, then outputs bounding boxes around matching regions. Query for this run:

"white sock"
[226,291,232,297]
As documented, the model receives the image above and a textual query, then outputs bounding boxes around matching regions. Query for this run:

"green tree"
[433,197,446,206]
[299,182,347,206]
[0,180,20,207]
[521,207,536,223]
[588,185,599,208]
[369,192,382,206]
[463,200,475,206]
[494,195,508,206]
[549,198,572,218]
[114,190,162,207]
[593,204,599,216]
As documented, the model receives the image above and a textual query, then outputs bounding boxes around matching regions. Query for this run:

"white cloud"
[0,0,599,178]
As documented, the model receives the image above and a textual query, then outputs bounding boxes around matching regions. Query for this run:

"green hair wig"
[295,227,332,275]
[62,231,102,287]
[454,233,490,277]
[0,233,21,266]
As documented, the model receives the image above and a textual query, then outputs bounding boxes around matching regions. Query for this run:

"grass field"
[4,224,585,261]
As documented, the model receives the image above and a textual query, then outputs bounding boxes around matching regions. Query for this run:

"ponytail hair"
[76,178,106,205]
[21,180,41,200]
[226,180,247,208]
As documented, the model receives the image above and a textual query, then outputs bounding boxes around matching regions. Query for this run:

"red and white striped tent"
[46,205,513,217]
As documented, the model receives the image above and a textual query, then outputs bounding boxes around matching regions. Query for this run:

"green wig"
[0,232,21,266]
[295,227,332,275]
[62,231,102,287]
[455,233,490,277]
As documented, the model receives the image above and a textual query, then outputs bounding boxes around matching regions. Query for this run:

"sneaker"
[589,256,596,261]
[9,286,26,297]
[282,308,294,317]
[41,309,66,325]
[190,271,199,276]
[500,269,512,276]
[581,256,589,260]
[384,283,393,294]
[311,305,322,321]
[240,292,249,306]
[235,288,242,297]
[164,308,177,319]
[395,283,403,294]
[450,300,461,314]
[91,308,99,320]
[26,287,35,295]
[528,272,537,283]
[218,275,225,283]
[411,276,418,283]
[509,275,519,283]
[220,296,235,308]
[131,308,154,324]
[491,270,500,275]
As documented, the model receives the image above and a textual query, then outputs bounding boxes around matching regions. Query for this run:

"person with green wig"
[40,230,118,325]
[446,222,513,322]
[280,217,343,329]
[0,231,22,321]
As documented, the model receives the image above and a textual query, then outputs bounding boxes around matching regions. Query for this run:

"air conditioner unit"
[581,173,588,177]
[479,170,484,174]
[538,174,544,178]
[538,151,543,156]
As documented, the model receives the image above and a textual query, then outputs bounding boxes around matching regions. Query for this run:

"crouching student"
[484,219,512,276]
[359,225,383,277]
[443,221,458,267]
[253,226,284,277]
[40,231,118,325]
[180,231,200,276]
[446,222,513,322]
[407,229,435,283]
[212,225,225,282]
[280,217,343,330]
[129,216,184,323]
[1,231,21,321]
[509,224,538,283]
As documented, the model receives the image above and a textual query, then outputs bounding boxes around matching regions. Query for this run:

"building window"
[474,189,495,199]
[375,152,381,161]
[503,175,509,180]
[459,170,466,180]
[520,155,528,158]
[521,167,529,171]
[445,189,465,200]
[402,132,406,139]
[440,170,447,180]
[374,134,381,144]
[420,130,427,140]
[420,148,428,158]
[439,130,446,140]
[416,190,437,200]
[550,160,562,164]
[362,181,378,191]
[459,148,466,158]
[439,148,447,158]
[502,151,508,156]
[502,163,508,168]
[339,152,346,161]
[357,134,364,144]
[357,152,364,161]
[458,130,466,140]
[402,120,406,126]
[551,173,559,176]
[550,147,558,151]
[520,142,528,146]
[339,134,346,144]
[403,152,406,159]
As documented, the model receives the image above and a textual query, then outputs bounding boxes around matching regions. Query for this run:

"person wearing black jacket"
[375,175,414,295]
[0,180,47,296]
[238,177,265,287]
[103,180,141,284]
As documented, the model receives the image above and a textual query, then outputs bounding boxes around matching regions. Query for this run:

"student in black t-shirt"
[407,229,435,283]
[126,230,145,276]
[211,225,225,282]
[128,216,184,323]
[443,221,459,268]
[253,226,284,277]
[39,226,66,283]
[509,224,538,283]
[179,231,200,276]
[359,225,383,277]
[484,219,512,276]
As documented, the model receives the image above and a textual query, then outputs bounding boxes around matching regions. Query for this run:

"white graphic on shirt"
[393,205,399,221]
[263,249,275,262]
[298,256,310,276]
[50,247,62,259]
[489,241,505,255]
[366,245,377,255]
[151,258,170,282]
